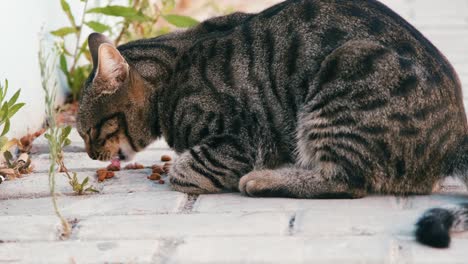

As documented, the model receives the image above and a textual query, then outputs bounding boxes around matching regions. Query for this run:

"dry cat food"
[96,169,115,182]
[161,155,172,162]
[151,165,165,174]
[158,179,165,184]
[147,173,161,181]
[123,162,145,170]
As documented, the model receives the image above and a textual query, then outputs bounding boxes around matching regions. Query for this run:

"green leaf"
[1,118,10,137]
[60,0,76,26]
[63,138,71,147]
[7,89,20,108]
[0,136,7,149]
[60,0,71,15]
[60,126,72,143]
[85,187,99,193]
[7,103,25,119]
[81,176,89,187]
[51,27,77,37]
[4,150,12,167]
[3,150,12,162]
[0,80,5,104]
[163,14,199,28]
[0,79,8,104]
[85,21,111,33]
[86,6,150,22]
[60,54,68,74]
[44,133,53,142]
[0,103,9,121]
[4,79,8,97]
[161,0,176,13]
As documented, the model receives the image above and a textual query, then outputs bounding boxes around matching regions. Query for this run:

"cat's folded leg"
[169,135,254,194]
[239,164,367,199]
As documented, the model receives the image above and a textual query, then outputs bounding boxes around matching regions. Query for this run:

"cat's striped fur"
[77,0,468,248]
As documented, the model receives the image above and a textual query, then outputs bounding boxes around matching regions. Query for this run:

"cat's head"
[77,33,157,161]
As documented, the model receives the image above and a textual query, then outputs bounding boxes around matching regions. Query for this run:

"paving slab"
[0,240,160,264]
[76,212,291,240]
[169,236,397,264]
[294,209,422,238]
[398,237,468,264]
[193,193,400,213]
[0,169,172,199]
[0,215,60,241]
[0,191,187,217]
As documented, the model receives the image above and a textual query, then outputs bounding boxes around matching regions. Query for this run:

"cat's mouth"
[118,149,127,160]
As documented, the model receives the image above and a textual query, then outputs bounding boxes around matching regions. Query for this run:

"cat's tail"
[415,135,468,248]
[416,204,468,248]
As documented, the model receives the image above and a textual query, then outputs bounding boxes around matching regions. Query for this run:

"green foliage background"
[52,0,199,101]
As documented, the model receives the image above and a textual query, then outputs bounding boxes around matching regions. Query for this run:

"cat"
[77,0,468,248]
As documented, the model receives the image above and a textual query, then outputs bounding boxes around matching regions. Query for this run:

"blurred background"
[0,0,467,138]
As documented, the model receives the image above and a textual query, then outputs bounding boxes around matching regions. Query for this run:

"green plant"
[39,42,70,238]
[40,41,98,195]
[39,41,98,238]
[53,0,199,101]
[0,80,25,153]
[0,80,28,180]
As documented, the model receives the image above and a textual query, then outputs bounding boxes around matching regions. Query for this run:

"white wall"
[0,0,467,139]
[0,1,79,137]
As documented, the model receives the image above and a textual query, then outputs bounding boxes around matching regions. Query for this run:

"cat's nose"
[89,153,98,160]
[87,150,98,160]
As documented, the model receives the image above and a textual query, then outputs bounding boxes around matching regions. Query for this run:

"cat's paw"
[239,170,291,197]
[168,151,223,194]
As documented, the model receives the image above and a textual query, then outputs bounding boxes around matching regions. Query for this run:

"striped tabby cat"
[77,0,468,248]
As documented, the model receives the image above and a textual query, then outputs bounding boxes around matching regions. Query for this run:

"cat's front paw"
[168,151,223,194]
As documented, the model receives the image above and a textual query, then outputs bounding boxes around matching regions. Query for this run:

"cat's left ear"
[94,43,129,94]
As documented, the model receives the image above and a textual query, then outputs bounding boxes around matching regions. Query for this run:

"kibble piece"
[97,171,107,182]
[107,164,120,171]
[147,173,161,181]
[124,162,145,170]
[134,163,145,169]
[161,155,172,162]
[105,171,115,179]
[158,179,165,184]
[152,165,165,174]
[123,164,135,170]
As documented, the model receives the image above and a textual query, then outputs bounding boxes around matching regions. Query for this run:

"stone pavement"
[0,128,467,263]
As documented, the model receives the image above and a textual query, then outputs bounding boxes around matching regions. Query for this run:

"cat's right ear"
[88,33,114,68]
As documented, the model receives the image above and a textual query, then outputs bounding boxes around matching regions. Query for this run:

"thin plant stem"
[70,0,89,74]
[39,39,71,239]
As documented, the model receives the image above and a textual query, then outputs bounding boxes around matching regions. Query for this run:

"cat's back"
[202,0,464,110]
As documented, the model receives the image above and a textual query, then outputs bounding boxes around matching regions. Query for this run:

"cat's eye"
[100,118,120,139]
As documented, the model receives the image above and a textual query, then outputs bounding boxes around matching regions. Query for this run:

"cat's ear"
[89,43,129,95]
[88,33,113,68]
[88,33,129,94]
[96,43,129,82]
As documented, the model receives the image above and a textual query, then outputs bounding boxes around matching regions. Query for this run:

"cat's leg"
[169,135,254,194]
[239,165,367,198]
